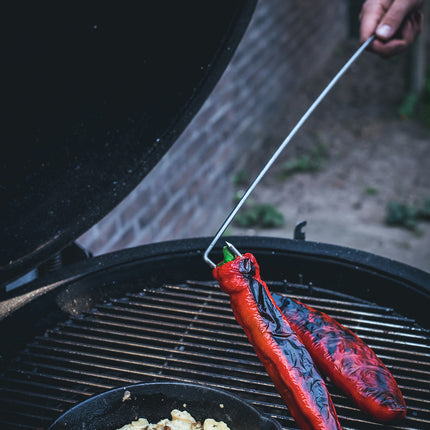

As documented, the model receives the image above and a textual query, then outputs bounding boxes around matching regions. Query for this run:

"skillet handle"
[263,414,283,429]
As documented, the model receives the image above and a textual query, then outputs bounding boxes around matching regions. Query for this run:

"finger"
[376,0,424,40]
[371,14,422,57]
[411,9,424,35]
[372,38,408,57]
[360,0,392,43]
[400,18,416,45]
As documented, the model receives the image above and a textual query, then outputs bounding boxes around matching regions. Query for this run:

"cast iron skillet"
[48,382,281,430]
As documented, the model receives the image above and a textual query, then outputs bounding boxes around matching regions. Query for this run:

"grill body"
[0,237,429,430]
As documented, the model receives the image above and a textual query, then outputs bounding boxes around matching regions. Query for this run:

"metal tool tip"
[225,241,243,258]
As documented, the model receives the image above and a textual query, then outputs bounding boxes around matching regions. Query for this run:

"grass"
[232,168,250,187]
[365,186,379,196]
[385,198,430,232]
[234,203,284,229]
[278,141,328,180]
[231,192,284,229]
[385,202,419,231]
[398,68,430,128]
[230,135,328,230]
[231,164,285,229]
[422,73,430,128]
[398,92,420,120]
[417,198,430,220]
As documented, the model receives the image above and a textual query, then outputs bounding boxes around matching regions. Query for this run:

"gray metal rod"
[204,36,375,268]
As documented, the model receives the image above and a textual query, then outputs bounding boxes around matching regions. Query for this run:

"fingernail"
[376,24,393,39]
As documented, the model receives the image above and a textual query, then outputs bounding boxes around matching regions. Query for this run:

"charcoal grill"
[1,1,429,429]
[1,237,429,430]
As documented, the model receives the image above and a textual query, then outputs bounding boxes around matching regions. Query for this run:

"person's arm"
[360,0,424,57]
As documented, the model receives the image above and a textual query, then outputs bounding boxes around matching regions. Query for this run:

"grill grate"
[1,280,429,430]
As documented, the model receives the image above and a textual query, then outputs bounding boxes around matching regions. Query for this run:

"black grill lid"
[0,1,257,284]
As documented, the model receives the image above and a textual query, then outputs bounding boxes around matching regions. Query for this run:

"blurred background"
[77,0,430,272]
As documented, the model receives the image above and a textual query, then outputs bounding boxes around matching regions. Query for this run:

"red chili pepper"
[213,249,342,430]
[272,294,407,422]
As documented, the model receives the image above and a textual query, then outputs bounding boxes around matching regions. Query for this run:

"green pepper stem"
[217,246,235,266]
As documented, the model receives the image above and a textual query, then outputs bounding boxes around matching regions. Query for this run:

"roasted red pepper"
[272,294,406,422]
[213,249,342,430]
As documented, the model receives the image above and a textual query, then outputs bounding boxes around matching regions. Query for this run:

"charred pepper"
[213,248,342,430]
[272,294,406,422]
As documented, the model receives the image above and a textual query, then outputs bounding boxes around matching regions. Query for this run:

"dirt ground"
[230,40,430,273]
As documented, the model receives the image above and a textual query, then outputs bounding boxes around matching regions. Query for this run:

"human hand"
[360,0,424,57]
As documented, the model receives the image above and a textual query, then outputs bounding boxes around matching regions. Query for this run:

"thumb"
[376,0,423,39]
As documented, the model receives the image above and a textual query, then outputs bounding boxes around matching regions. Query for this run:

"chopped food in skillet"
[117,409,230,430]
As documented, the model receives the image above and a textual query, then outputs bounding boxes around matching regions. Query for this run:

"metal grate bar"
[129,289,230,305]
[43,328,430,373]
[50,324,260,364]
[335,324,429,343]
[0,395,64,413]
[372,353,430,368]
[9,368,121,391]
[186,281,413,314]
[98,303,239,330]
[0,421,36,430]
[12,364,287,406]
[0,414,51,430]
[175,282,425,326]
[64,316,255,352]
[53,298,430,383]
[281,294,397,311]
[88,305,430,360]
[136,287,418,325]
[111,296,429,342]
[289,302,416,323]
[0,386,77,405]
[30,341,267,382]
[17,360,141,385]
[262,406,427,430]
[118,300,233,319]
[106,293,430,349]
[361,343,430,358]
[31,330,429,389]
[31,335,429,399]
[159,293,395,323]
[34,335,267,375]
[63,315,252,347]
[120,294,232,315]
[131,287,429,340]
[1,376,95,397]
[21,349,276,391]
[90,307,245,338]
[69,296,430,370]
[19,344,407,412]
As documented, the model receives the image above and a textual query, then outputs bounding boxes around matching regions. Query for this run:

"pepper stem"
[217,246,235,266]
